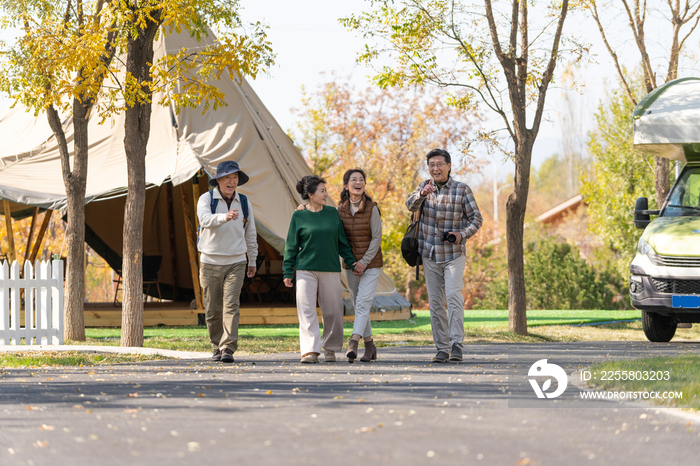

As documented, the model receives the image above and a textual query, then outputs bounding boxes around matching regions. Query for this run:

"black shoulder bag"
[401,202,424,280]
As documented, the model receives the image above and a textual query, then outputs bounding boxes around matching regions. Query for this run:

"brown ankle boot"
[346,339,359,363]
[360,339,377,362]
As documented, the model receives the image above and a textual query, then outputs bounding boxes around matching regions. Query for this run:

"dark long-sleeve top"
[283,206,356,279]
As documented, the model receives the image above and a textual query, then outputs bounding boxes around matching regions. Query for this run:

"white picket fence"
[0,260,64,345]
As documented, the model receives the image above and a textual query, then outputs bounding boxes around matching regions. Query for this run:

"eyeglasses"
[429,162,447,169]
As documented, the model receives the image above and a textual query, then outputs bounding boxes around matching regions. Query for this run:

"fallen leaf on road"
[516,458,537,465]
[127,393,139,398]
[39,425,54,431]
[123,409,138,414]
[26,406,39,410]
[355,427,374,433]
[34,441,48,448]
[7,448,14,454]
[187,442,201,452]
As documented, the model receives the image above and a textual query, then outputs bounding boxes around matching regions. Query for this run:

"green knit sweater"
[283,206,356,278]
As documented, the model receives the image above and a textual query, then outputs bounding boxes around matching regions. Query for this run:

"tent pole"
[23,207,40,263]
[29,209,53,263]
[192,172,201,233]
[2,200,16,263]
[165,183,179,301]
[179,184,204,310]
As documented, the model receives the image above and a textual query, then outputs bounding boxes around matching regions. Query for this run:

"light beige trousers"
[200,261,247,353]
[295,270,344,354]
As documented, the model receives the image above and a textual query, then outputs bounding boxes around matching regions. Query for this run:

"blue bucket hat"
[209,160,250,186]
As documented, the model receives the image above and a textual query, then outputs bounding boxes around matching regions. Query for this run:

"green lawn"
[77,309,641,338]
[65,309,644,354]
[586,354,700,410]
[0,351,163,368]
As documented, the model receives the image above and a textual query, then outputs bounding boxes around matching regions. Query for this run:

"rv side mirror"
[634,197,660,229]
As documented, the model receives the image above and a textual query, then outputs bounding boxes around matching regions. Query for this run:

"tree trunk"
[505,139,534,336]
[655,156,670,209]
[64,101,89,341]
[120,14,161,347]
[46,102,88,342]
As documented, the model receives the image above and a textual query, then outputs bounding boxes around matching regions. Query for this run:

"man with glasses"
[406,149,483,363]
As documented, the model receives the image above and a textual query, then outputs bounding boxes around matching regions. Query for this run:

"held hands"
[283,278,293,288]
[353,262,366,276]
[295,204,307,211]
[247,266,256,278]
[225,209,239,221]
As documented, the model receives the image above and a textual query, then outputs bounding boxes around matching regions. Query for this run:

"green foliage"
[475,234,626,310]
[580,73,670,278]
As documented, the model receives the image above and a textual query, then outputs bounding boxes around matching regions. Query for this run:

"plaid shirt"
[406,177,483,263]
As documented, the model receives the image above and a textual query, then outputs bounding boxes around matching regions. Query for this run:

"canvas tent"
[0,29,410,317]
[633,77,700,160]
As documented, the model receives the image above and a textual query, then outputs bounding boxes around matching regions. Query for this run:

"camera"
[441,231,457,243]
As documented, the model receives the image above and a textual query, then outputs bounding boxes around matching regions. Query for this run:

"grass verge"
[59,309,700,355]
[585,354,700,410]
[0,351,164,368]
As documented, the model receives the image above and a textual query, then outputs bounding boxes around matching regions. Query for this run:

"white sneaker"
[324,350,336,362]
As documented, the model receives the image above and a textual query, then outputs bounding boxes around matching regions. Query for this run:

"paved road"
[1,341,700,466]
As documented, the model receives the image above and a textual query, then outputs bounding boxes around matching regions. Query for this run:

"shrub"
[475,235,626,310]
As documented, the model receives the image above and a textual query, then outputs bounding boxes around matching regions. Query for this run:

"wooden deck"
[82,302,411,327]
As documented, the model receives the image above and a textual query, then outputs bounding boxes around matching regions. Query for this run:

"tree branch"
[531,0,569,138]
[587,0,638,105]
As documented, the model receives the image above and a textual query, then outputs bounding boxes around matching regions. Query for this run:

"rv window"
[664,168,700,217]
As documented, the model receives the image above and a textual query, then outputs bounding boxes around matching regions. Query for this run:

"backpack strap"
[209,189,219,215]
[239,193,249,224]
[210,189,249,223]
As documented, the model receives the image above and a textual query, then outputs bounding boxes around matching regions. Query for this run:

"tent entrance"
[85,176,295,308]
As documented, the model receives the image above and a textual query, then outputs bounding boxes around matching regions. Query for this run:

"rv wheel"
[642,311,677,342]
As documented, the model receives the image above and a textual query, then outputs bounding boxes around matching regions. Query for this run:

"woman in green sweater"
[283,175,357,363]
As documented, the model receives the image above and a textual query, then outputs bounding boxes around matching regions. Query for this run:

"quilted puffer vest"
[338,195,383,269]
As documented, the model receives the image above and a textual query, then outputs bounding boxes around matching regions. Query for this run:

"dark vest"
[338,195,383,269]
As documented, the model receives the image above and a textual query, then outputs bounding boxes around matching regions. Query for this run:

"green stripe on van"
[633,77,700,120]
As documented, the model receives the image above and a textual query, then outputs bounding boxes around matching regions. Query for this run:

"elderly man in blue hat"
[197,160,258,363]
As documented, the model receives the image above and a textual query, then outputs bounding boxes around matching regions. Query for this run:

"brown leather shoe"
[346,339,359,363]
[360,339,377,362]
